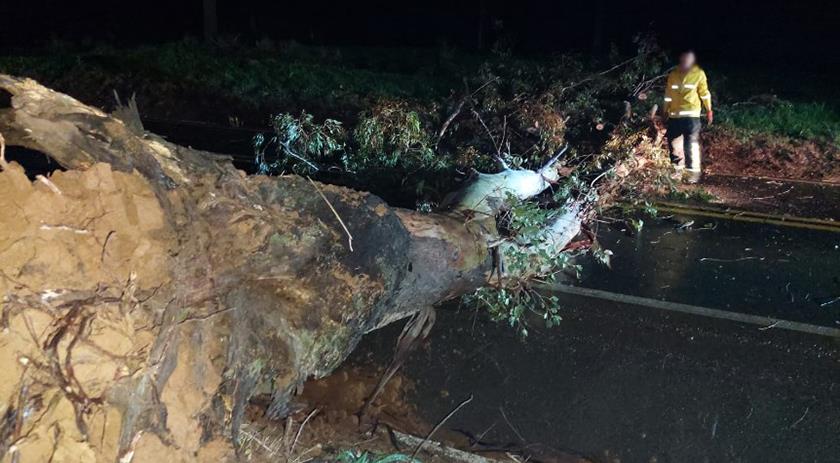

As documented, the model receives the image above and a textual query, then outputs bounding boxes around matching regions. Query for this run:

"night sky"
[2,0,838,70]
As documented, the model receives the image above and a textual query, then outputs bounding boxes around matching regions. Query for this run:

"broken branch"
[308,176,354,252]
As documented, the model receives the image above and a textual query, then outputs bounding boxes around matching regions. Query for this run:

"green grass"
[718,100,840,143]
[0,41,473,114]
[2,40,837,147]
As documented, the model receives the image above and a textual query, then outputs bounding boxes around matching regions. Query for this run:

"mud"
[240,365,435,462]
[0,162,220,462]
[696,174,840,220]
[704,128,840,182]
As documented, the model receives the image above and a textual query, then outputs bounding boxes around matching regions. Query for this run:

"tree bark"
[0,75,581,461]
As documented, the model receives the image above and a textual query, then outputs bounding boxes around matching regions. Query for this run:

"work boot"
[686,170,702,184]
[670,165,685,182]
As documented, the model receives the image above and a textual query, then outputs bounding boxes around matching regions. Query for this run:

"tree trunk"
[0,75,581,462]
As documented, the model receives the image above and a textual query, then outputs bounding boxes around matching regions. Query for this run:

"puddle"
[579,213,840,326]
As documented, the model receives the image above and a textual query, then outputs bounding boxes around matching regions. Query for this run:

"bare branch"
[307,177,354,252]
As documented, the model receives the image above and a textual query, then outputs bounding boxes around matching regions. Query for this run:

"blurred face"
[679,52,696,71]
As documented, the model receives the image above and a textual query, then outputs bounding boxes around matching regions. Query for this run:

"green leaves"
[465,286,563,337]
[720,100,840,142]
[591,247,614,269]
[255,101,443,175]
[352,100,437,171]
[337,450,420,463]
[255,111,346,174]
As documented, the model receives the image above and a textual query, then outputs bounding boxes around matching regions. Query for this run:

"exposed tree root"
[0,74,587,461]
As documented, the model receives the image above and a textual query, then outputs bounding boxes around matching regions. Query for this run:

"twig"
[0,131,6,170]
[758,320,781,331]
[632,71,671,97]
[436,98,466,148]
[411,394,474,460]
[752,186,794,201]
[360,307,436,421]
[498,407,526,443]
[436,77,497,149]
[239,428,280,457]
[468,77,499,98]
[36,175,62,195]
[277,415,295,455]
[392,430,503,463]
[698,256,764,263]
[289,408,319,457]
[472,109,501,159]
[559,56,639,93]
[100,231,115,263]
[307,177,354,252]
[589,169,612,188]
[281,141,320,172]
[789,407,809,429]
[820,296,840,308]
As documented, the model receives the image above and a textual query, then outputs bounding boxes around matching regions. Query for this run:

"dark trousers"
[666,117,702,172]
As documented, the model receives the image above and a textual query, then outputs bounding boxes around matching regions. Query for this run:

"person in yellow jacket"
[664,50,713,183]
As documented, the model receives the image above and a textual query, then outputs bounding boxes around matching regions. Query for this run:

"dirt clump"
[0,162,214,462]
[238,365,431,462]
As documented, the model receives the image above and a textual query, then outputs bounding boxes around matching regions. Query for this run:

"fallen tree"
[0,75,592,462]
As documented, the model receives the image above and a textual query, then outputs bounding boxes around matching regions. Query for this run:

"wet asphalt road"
[579,213,840,327]
[351,214,840,463]
[351,294,840,463]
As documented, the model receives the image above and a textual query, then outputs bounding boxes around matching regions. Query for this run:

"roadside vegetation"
[719,100,840,142]
[2,37,837,330]
[3,38,836,151]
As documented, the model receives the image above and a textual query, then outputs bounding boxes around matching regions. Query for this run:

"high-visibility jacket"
[664,65,712,118]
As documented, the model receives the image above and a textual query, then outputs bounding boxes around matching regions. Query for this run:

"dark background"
[1,0,838,70]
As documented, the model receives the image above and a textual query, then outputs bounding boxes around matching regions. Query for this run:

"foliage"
[465,286,563,337]
[1,38,834,149]
[440,36,670,332]
[463,183,609,336]
[0,40,457,119]
[668,187,717,203]
[254,111,345,174]
[591,246,614,268]
[641,200,659,217]
[9,37,834,332]
[627,217,644,233]
[718,99,840,145]
[337,450,419,463]
[351,99,438,170]
[251,35,672,194]
[256,100,444,176]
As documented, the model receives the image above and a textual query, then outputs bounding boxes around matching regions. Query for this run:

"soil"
[240,364,476,462]
[240,361,594,462]
[692,174,840,220]
[0,162,195,462]
[704,128,840,183]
